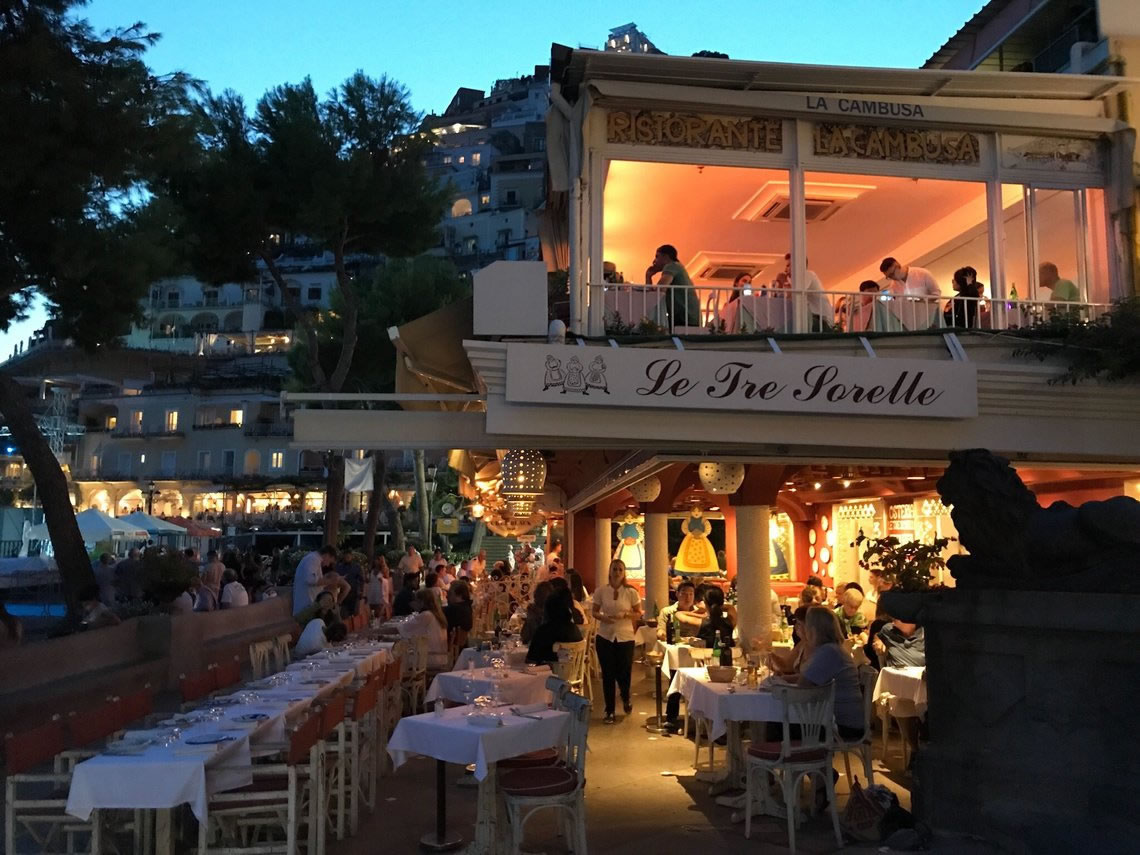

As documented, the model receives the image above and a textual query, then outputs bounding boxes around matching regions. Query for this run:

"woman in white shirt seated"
[296,617,348,658]
[399,588,449,669]
[220,569,249,608]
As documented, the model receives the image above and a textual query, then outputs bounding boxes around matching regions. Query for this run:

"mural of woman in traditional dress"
[612,511,644,578]
[676,507,720,575]
[562,356,586,394]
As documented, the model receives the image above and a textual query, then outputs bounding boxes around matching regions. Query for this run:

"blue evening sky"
[2,0,983,359]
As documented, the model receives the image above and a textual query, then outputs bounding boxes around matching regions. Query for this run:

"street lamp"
[146,481,157,515]
[426,464,438,547]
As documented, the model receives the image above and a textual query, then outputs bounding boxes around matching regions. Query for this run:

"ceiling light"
[907,475,925,481]
[841,480,852,488]
[813,482,822,490]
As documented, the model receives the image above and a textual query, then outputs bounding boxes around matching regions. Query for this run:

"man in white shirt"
[784,253,832,331]
[220,569,249,608]
[428,549,446,571]
[880,256,942,329]
[397,544,424,587]
[292,546,338,615]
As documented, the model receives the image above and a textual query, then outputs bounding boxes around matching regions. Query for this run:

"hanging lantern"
[470,502,485,519]
[627,476,662,503]
[698,461,745,495]
[500,449,546,504]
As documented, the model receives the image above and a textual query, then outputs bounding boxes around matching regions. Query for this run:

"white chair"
[500,692,591,855]
[833,665,878,790]
[744,682,843,854]
[581,618,599,703]
[692,713,721,772]
[878,692,919,769]
[552,639,587,694]
[401,636,429,715]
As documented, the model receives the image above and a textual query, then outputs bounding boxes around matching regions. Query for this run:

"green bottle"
[1009,282,1018,301]
[712,630,722,663]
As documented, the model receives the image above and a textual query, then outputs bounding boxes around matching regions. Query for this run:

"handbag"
[840,777,887,843]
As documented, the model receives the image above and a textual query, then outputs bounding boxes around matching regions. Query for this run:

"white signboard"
[505,344,976,419]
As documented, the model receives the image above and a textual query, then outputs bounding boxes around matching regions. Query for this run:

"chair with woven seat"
[5,717,97,855]
[272,633,294,671]
[552,639,587,695]
[249,639,276,680]
[833,665,878,791]
[200,710,324,855]
[500,692,591,855]
[744,682,842,854]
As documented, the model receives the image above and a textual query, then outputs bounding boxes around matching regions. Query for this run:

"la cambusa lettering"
[806,96,925,118]
[632,358,944,408]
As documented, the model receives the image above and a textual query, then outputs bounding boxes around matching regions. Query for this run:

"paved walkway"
[333,665,953,855]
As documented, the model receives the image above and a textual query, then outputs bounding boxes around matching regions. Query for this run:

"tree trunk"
[413,450,430,551]
[387,495,405,553]
[363,452,384,563]
[323,452,345,545]
[0,373,92,618]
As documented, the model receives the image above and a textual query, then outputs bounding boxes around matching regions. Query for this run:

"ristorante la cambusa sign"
[505,344,976,419]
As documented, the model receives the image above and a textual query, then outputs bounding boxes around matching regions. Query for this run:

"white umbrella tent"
[120,511,188,547]
[29,508,149,556]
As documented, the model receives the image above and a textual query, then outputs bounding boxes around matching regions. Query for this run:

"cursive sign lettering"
[705,362,786,400]
[793,365,944,406]
[636,358,699,397]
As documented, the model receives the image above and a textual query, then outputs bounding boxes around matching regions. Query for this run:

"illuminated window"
[270,451,284,470]
[471,152,481,165]
[229,408,243,426]
[139,453,146,465]
[480,194,490,206]
[458,155,465,164]
[129,410,143,434]
[106,416,117,430]
[443,155,452,164]
[164,410,178,432]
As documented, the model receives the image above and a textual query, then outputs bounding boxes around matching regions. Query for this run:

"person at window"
[657,580,704,640]
[725,272,753,333]
[220,569,249,608]
[392,573,419,617]
[783,253,832,331]
[848,280,883,333]
[880,256,942,328]
[592,559,642,724]
[526,587,583,665]
[873,618,926,667]
[1038,261,1079,303]
[645,244,701,329]
[443,579,473,633]
[946,266,984,328]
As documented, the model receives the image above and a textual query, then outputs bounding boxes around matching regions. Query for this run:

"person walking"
[592,559,642,724]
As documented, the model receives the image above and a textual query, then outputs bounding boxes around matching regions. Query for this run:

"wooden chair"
[581,617,599,703]
[552,639,587,695]
[833,665,878,790]
[744,682,842,854]
[212,655,243,691]
[200,711,324,855]
[249,639,276,680]
[344,676,380,834]
[500,692,591,855]
[317,694,349,845]
[401,637,428,715]
[5,717,96,855]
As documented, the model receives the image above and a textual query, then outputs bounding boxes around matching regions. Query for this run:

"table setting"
[426,661,552,707]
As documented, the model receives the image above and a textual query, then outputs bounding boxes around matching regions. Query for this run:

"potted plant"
[853,532,949,621]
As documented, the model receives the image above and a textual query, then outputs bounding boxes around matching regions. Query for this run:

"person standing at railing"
[946,266,985,329]
[1039,262,1080,304]
[783,253,833,332]
[880,257,942,329]
[645,244,701,330]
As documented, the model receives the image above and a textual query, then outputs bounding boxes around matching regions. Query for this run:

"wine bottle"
[1009,282,1019,301]
[665,610,675,644]
[720,638,734,667]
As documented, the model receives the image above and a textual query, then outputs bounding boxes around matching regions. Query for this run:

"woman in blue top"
[646,244,701,330]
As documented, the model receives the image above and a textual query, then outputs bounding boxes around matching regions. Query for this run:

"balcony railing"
[588,282,1112,338]
[110,428,185,439]
[243,422,293,437]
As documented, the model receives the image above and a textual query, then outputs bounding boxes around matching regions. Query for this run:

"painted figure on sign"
[543,355,564,391]
[613,511,645,576]
[562,355,587,394]
[677,507,720,575]
[585,356,610,394]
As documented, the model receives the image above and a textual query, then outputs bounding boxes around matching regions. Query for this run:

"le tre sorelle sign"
[505,344,977,419]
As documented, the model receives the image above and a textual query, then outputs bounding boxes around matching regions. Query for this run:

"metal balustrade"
[587,282,1111,337]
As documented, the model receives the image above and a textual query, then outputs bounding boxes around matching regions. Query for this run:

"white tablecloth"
[426,667,551,707]
[873,666,927,718]
[388,705,570,780]
[636,625,658,648]
[67,647,358,822]
[453,648,497,670]
[653,640,712,679]
[667,667,790,741]
[288,642,390,677]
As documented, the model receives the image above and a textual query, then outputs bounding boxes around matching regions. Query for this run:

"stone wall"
[905,589,1140,854]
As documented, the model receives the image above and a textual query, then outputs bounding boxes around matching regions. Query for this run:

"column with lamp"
[146,480,157,515]
[426,464,438,550]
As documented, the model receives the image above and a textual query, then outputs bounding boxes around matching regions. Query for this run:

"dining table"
[873,665,927,717]
[65,639,373,854]
[426,665,552,707]
[654,639,714,680]
[388,703,570,853]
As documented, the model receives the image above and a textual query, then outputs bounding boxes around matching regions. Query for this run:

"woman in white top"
[591,559,642,723]
[399,588,449,669]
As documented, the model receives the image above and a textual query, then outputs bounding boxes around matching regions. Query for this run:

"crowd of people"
[634,243,1083,334]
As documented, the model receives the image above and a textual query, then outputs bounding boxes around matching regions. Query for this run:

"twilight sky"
[2,0,983,358]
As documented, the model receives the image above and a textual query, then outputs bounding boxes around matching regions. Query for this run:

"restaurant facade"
[290,49,1140,650]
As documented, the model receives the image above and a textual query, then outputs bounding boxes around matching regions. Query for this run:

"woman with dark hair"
[725,272,754,333]
[592,559,642,723]
[645,244,701,330]
[696,586,735,650]
[947,266,984,328]
[443,579,473,632]
[566,570,589,623]
[526,588,583,664]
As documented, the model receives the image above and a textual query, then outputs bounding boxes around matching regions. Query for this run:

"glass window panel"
[1000,185,1030,302]
[1085,188,1111,304]
[1033,188,1083,302]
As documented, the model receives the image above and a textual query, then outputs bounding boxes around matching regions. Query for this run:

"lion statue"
[937,449,1140,591]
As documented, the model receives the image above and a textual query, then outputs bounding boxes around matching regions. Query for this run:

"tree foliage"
[854,532,948,592]
[1012,297,1140,385]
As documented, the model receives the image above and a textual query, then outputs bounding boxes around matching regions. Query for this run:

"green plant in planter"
[853,531,950,592]
[140,548,198,604]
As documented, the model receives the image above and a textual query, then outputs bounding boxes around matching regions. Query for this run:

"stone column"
[643,511,669,617]
[735,504,772,650]
[595,516,611,588]
[564,511,575,569]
